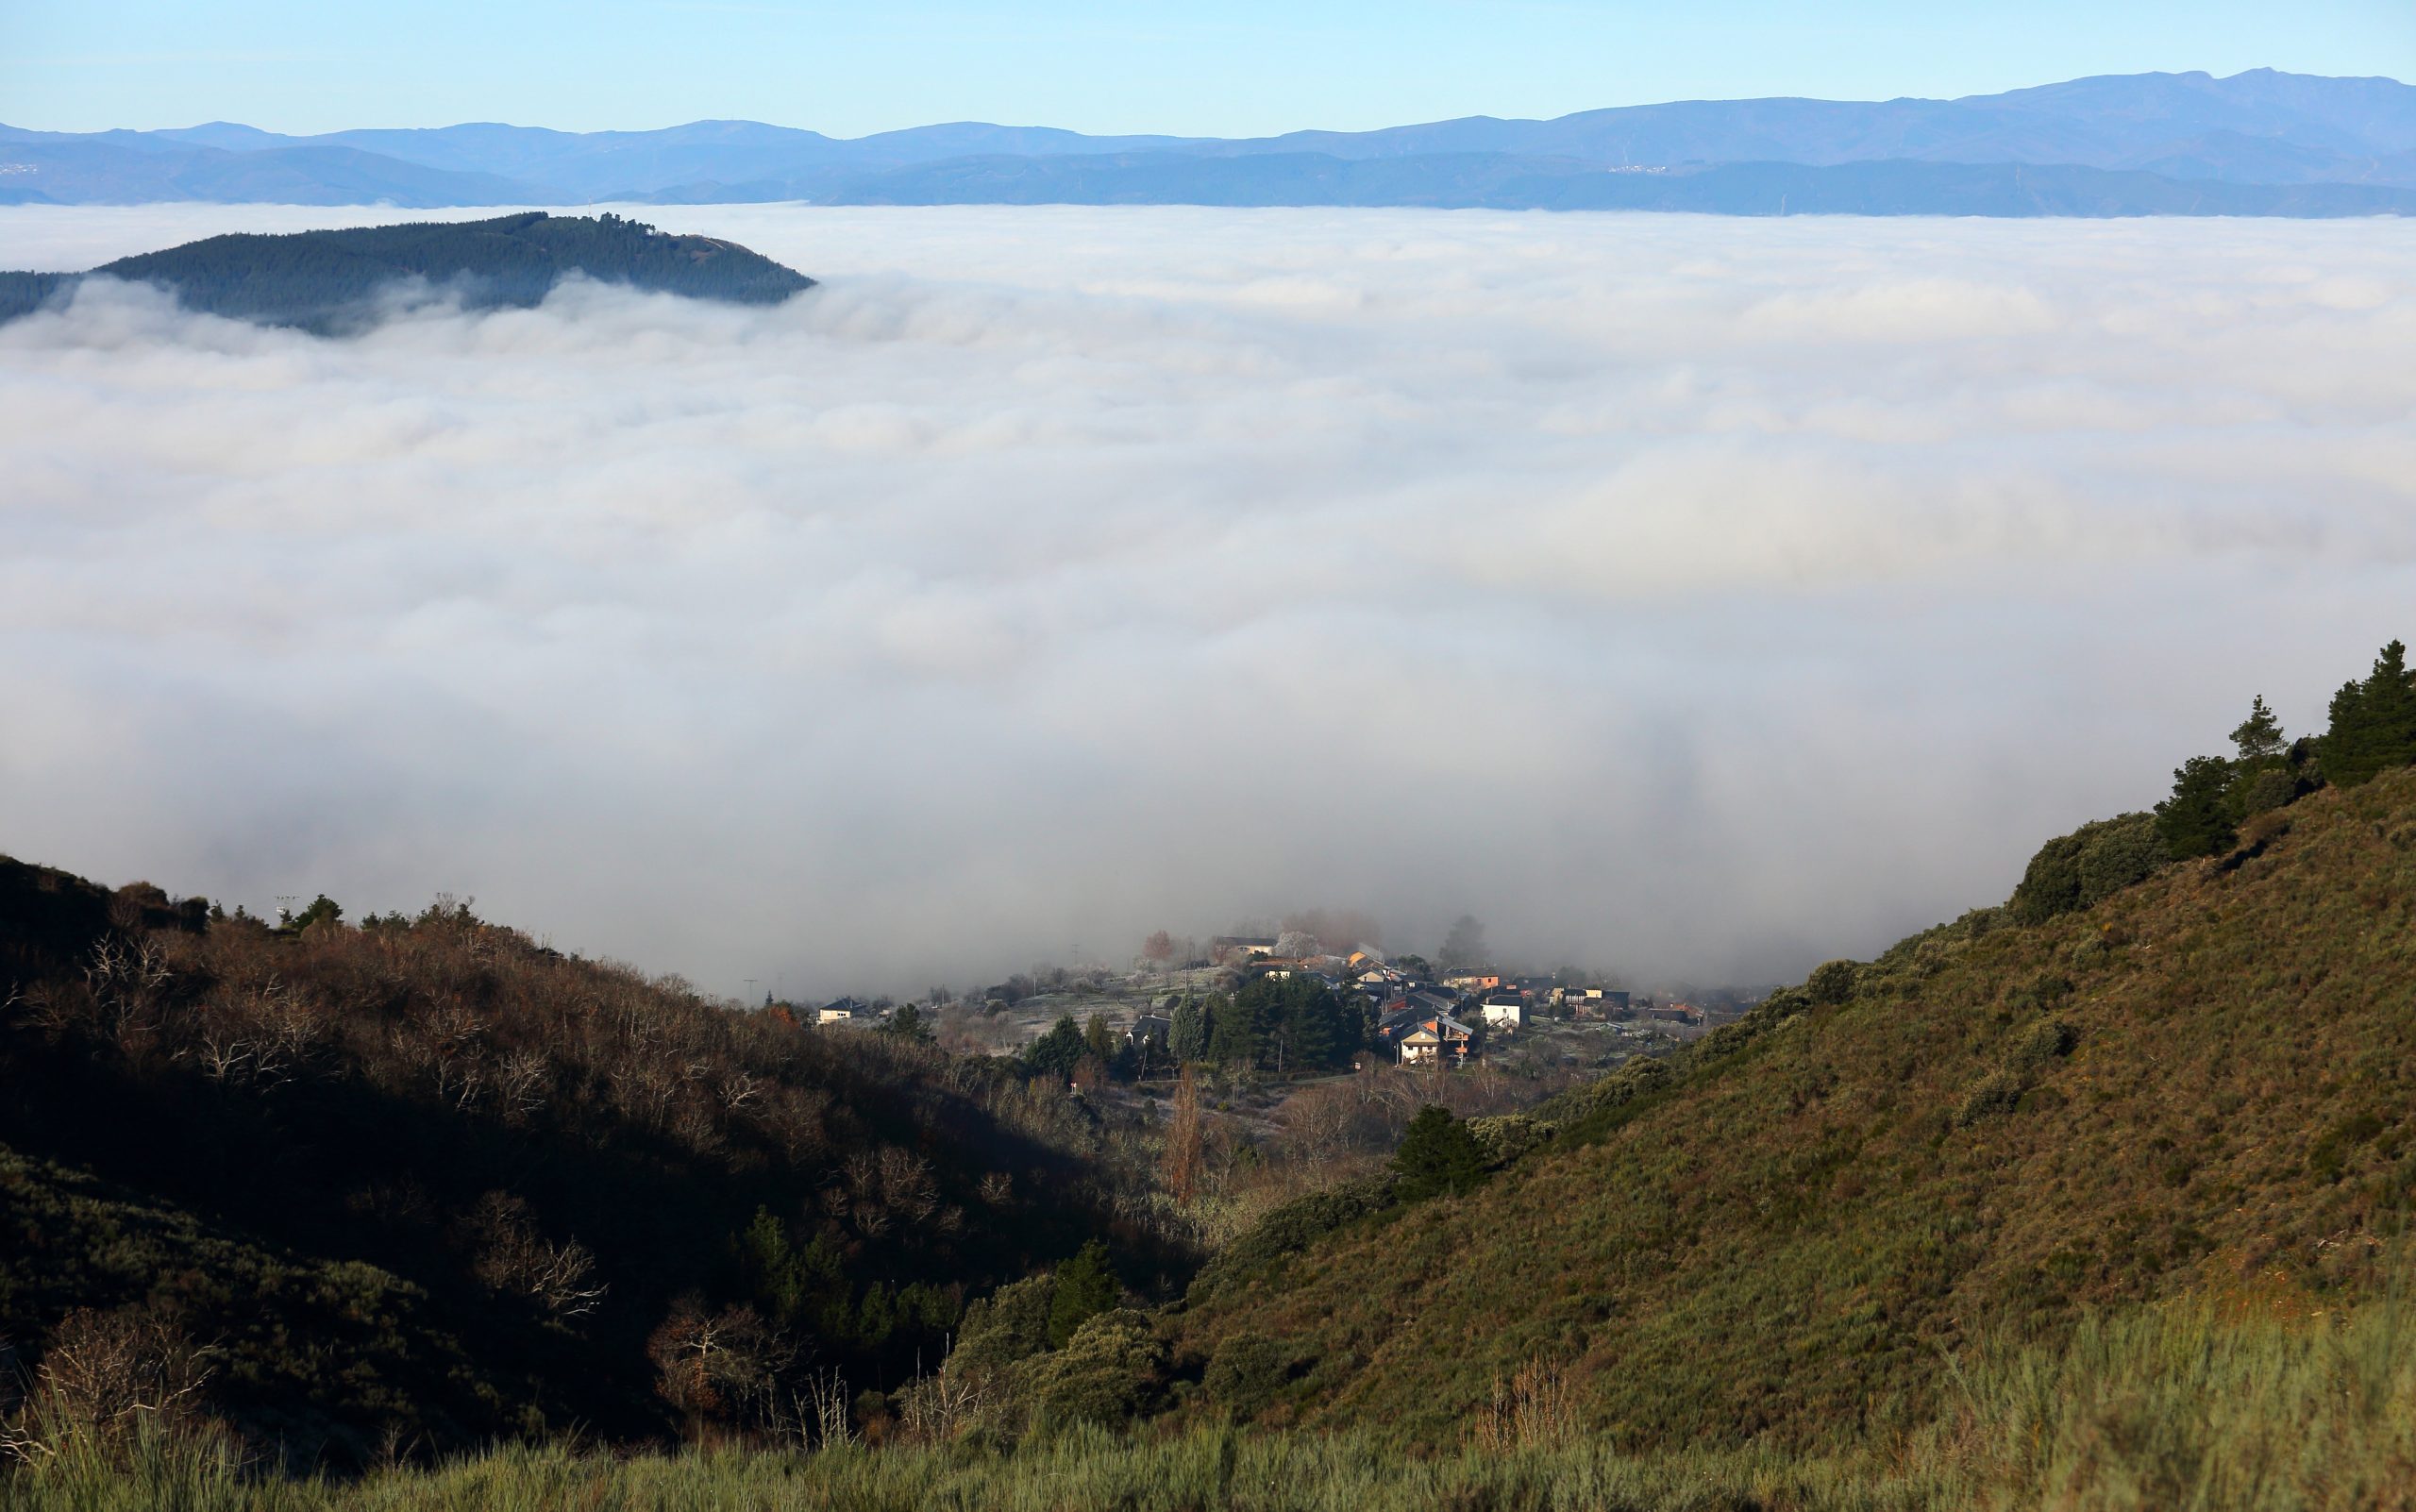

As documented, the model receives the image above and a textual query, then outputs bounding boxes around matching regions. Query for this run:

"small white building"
[1480,991,1527,1032]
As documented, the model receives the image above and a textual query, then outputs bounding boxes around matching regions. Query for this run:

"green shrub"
[2004,972,2073,1013]
[2010,813,2171,924]
[1031,1310,1168,1425]
[1958,906,2007,940]
[2008,1017,2079,1075]
[1532,1053,1674,1127]
[1954,1070,2024,1128]
[1202,1334,1293,1420]
[2308,1114,2387,1184]
[948,1274,1056,1379]
[1465,1114,1552,1167]
[2236,765,2303,817]
[1184,1179,1393,1305]
[1805,960,1861,1005]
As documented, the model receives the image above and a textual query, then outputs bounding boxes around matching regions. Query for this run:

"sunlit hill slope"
[1173,764,2416,1450]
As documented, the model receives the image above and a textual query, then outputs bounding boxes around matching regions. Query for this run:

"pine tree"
[738,1207,809,1328]
[2230,695,2287,764]
[1025,1014,1087,1078]
[1206,993,1260,1068]
[1047,1239,1119,1347]
[2155,754,2238,859]
[1168,1000,1204,1064]
[2323,641,2416,787]
[857,1283,896,1347]
[1391,1105,1489,1201]
[1083,1012,1114,1062]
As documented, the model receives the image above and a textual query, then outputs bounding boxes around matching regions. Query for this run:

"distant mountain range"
[6,70,2414,216]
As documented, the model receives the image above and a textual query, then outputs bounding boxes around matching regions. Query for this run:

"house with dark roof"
[1398,1014,1478,1067]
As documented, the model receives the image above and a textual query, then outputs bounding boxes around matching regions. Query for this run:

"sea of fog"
[3,204,2413,996]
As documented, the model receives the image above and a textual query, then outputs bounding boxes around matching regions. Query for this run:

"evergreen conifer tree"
[1206,992,1260,1068]
[1047,1239,1119,1347]
[2156,754,2238,858]
[2322,641,2416,787]
[1169,1000,1204,1064]
[2231,696,2287,764]
[1025,1013,1087,1078]
[1390,1104,1489,1201]
[739,1207,809,1328]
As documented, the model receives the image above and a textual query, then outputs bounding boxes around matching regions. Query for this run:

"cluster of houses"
[786,943,1698,1073]
[1210,936,1674,1068]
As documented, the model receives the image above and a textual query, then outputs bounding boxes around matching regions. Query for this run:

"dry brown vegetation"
[0,867,1184,1465]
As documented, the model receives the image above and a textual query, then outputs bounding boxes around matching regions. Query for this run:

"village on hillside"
[777,927,1755,1083]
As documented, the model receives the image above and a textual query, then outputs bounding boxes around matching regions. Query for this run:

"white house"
[1480,991,1527,1032]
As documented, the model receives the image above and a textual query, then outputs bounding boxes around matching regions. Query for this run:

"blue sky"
[5,0,2412,137]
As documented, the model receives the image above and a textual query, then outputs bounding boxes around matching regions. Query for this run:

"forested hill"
[0,863,1175,1467]
[1170,643,2416,1451]
[0,211,813,332]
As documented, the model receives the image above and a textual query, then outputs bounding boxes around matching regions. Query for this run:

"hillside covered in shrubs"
[1166,640,2416,1449]
[0,867,1177,1467]
[0,212,813,332]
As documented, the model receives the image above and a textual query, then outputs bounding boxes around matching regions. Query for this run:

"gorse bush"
[2010,813,2170,924]
[1031,1311,1169,1427]
[1202,1335,1294,1421]
[1805,959,1861,1005]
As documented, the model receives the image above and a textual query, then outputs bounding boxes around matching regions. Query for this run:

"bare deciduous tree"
[1162,1066,1204,1204]
[0,1307,213,1467]
[465,1193,608,1319]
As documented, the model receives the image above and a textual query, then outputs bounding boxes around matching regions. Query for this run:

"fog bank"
[4,204,2413,996]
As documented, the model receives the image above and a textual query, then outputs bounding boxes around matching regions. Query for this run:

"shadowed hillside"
[1170,711,2416,1450]
[0,212,813,332]
[0,865,1178,1467]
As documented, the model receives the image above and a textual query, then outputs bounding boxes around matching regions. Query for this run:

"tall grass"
[1917,1273,2416,1511]
[8,1277,2413,1511]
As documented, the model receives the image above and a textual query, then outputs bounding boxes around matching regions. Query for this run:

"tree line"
[2154,639,2416,862]
[1021,974,1368,1084]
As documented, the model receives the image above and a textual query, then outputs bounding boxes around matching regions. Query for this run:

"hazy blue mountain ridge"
[5,70,2412,213]
[0,138,543,207]
[829,152,2416,215]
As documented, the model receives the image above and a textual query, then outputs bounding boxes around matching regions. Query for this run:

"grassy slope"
[1173,768,2416,1450]
[10,1280,2416,1510]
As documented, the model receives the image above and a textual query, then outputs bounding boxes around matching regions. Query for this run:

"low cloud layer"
[5,204,2414,996]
